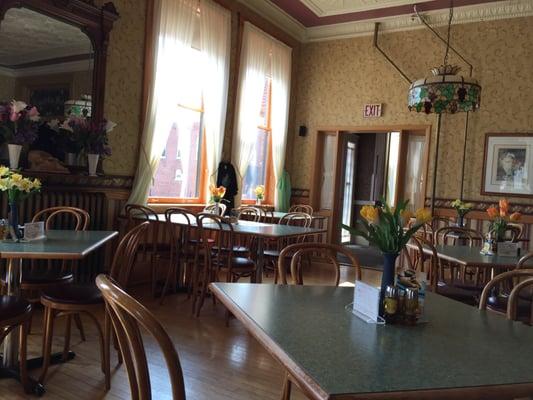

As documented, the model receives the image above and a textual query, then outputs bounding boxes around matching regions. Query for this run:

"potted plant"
[81,119,115,176]
[486,199,521,243]
[254,185,265,205]
[0,100,40,169]
[450,199,473,227]
[343,200,431,297]
[0,166,41,240]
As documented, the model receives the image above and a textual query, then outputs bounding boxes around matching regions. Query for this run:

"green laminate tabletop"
[0,230,118,259]
[151,213,325,239]
[433,245,532,268]
[210,283,533,400]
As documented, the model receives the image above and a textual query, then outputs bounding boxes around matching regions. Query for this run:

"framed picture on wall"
[481,133,533,197]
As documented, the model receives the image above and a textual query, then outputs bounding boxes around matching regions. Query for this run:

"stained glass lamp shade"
[408,65,481,114]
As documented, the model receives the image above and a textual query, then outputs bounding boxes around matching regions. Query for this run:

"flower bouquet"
[209,184,227,215]
[486,199,521,242]
[343,199,431,295]
[0,166,41,239]
[83,119,115,176]
[450,199,473,227]
[0,100,40,169]
[254,185,265,205]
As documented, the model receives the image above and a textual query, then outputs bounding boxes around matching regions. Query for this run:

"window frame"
[147,103,208,205]
[241,79,275,205]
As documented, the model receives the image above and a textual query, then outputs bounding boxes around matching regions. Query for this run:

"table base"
[0,351,75,397]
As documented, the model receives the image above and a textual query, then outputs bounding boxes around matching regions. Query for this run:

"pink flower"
[9,111,20,122]
[28,106,40,122]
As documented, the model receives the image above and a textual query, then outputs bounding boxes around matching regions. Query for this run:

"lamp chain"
[443,3,454,66]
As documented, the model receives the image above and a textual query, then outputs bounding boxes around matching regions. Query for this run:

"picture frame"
[481,133,533,197]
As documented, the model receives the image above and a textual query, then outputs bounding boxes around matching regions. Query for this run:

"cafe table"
[154,214,327,283]
[1,229,118,395]
[210,282,533,400]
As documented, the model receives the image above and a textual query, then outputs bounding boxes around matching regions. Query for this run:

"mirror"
[0,7,94,119]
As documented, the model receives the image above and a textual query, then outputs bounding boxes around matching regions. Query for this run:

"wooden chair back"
[517,252,533,269]
[434,226,483,247]
[203,203,227,216]
[479,269,533,311]
[164,208,195,260]
[508,277,533,322]
[491,223,524,243]
[32,206,90,230]
[278,243,361,285]
[96,274,186,400]
[197,213,234,275]
[288,204,313,215]
[109,222,150,287]
[236,206,261,222]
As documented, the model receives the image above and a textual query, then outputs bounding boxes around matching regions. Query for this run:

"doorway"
[311,126,430,246]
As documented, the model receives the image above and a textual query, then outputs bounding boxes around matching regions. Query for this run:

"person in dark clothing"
[216,161,238,210]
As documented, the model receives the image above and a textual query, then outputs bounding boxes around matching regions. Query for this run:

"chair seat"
[487,295,532,322]
[41,284,103,305]
[219,257,256,271]
[0,296,31,323]
[436,282,478,305]
[444,279,484,293]
[212,245,249,254]
[22,270,74,285]
[189,238,215,245]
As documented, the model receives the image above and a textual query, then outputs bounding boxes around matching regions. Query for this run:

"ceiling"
[270,0,504,27]
[0,7,92,67]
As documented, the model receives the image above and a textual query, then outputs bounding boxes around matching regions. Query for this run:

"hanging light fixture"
[407,4,482,214]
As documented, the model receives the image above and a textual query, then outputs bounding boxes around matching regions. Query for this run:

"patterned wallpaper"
[0,74,15,100]
[97,0,147,176]
[291,16,533,203]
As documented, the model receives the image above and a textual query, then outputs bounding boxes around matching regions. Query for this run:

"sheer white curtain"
[200,0,231,192]
[232,23,272,206]
[270,41,292,209]
[128,0,197,205]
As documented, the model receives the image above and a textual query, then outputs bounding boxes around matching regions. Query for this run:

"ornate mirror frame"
[0,0,119,123]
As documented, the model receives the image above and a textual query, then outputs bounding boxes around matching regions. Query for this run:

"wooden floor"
[0,265,381,400]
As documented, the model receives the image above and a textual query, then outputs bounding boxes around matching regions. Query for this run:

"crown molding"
[236,0,307,42]
[300,0,434,17]
[305,0,533,42]
[0,60,93,78]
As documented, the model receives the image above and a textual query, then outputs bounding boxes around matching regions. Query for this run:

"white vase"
[7,144,22,170]
[87,153,99,176]
[256,198,263,206]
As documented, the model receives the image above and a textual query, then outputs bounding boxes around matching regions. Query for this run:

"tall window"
[241,78,273,202]
[148,43,205,203]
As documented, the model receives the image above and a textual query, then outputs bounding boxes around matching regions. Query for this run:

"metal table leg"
[255,238,265,283]
[3,258,21,369]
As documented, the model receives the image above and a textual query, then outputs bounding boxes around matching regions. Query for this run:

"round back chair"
[203,203,227,216]
[434,226,483,247]
[32,206,90,231]
[236,206,262,222]
[288,204,313,215]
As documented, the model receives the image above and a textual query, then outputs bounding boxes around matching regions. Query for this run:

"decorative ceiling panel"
[301,0,434,16]
[0,7,92,66]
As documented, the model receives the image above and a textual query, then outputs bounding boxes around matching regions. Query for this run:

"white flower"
[10,100,27,113]
[105,120,117,133]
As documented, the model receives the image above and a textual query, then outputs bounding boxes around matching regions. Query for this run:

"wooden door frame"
[310,125,432,245]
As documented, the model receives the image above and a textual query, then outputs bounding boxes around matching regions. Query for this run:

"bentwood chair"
[407,235,480,305]
[160,208,195,304]
[39,222,149,388]
[236,206,262,222]
[288,204,313,215]
[0,296,32,394]
[192,214,256,318]
[124,204,168,298]
[96,274,186,400]
[264,212,313,283]
[277,242,360,400]
[21,206,90,337]
[203,203,227,216]
[479,253,533,323]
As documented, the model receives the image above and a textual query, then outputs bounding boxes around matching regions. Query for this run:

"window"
[241,78,273,202]
[148,42,206,203]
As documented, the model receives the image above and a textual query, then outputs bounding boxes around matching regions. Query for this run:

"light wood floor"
[0,266,381,400]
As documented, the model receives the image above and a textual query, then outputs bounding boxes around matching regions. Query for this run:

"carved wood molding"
[425,198,533,216]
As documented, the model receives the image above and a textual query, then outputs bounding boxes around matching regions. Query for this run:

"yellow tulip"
[415,208,431,224]
[400,210,413,226]
[510,212,522,222]
[360,205,379,223]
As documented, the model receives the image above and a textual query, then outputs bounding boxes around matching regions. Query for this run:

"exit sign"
[363,103,382,118]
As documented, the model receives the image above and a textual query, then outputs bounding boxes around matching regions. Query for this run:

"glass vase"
[8,202,22,241]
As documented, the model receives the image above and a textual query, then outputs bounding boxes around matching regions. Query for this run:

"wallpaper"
[97,0,147,176]
[0,74,15,100]
[291,16,533,203]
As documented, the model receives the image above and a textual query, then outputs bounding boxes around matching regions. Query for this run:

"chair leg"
[62,315,72,362]
[39,307,56,384]
[19,318,30,394]
[160,255,176,305]
[74,314,86,341]
[281,374,292,400]
[82,311,109,389]
[103,310,112,390]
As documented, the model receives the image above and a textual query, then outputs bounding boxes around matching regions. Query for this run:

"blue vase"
[381,253,398,294]
[8,202,22,240]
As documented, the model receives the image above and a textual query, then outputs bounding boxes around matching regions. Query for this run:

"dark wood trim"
[480,132,533,198]
[0,53,93,70]
[0,0,119,124]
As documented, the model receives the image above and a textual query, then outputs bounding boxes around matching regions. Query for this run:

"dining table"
[210,282,533,400]
[157,214,327,283]
[0,229,118,395]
